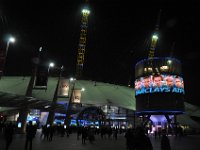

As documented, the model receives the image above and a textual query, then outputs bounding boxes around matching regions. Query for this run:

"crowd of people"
[1,121,187,150]
[124,127,171,150]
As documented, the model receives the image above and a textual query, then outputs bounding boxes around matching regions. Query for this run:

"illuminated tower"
[134,9,185,129]
[147,9,161,75]
[64,1,90,127]
[76,1,90,79]
[148,9,161,59]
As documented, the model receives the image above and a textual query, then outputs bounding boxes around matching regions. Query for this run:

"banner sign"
[57,78,69,98]
[72,89,81,103]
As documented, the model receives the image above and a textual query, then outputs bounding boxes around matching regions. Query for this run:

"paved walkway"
[0,130,200,150]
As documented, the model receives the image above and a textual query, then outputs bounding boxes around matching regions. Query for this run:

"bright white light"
[167,60,172,64]
[70,77,76,81]
[49,62,54,67]
[39,47,42,52]
[9,37,15,43]
[44,105,51,108]
[81,88,85,91]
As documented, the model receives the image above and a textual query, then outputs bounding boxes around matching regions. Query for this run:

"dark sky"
[0,0,200,106]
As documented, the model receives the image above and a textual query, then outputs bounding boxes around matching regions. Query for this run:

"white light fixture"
[70,77,76,81]
[49,62,54,67]
[9,37,15,43]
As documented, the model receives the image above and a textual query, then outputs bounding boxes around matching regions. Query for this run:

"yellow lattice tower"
[76,4,90,79]
[148,34,159,59]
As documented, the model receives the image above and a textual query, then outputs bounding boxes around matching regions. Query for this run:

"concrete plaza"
[0,130,200,150]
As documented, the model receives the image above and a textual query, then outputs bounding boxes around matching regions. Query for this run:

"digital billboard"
[135,57,185,113]
[135,74,184,96]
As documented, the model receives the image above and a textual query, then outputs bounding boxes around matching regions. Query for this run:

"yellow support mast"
[147,10,161,75]
[148,9,161,59]
[76,1,90,79]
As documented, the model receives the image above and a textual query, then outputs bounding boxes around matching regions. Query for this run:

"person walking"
[135,127,153,150]
[125,128,136,150]
[161,130,171,150]
[81,127,87,144]
[4,122,15,150]
[25,121,36,150]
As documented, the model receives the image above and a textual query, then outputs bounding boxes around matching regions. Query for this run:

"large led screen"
[135,74,184,96]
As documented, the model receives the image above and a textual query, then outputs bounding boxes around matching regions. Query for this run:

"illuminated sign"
[72,89,81,103]
[57,78,69,97]
[135,74,184,96]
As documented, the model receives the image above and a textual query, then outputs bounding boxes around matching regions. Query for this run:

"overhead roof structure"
[0,76,199,129]
[0,76,135,112]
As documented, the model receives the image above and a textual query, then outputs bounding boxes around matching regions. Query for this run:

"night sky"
[0,0,200,106]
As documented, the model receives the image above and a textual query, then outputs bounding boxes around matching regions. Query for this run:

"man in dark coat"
[25,121,36,150]
[161,130,171,150]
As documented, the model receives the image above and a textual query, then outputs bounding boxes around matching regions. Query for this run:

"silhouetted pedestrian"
[113,128,118,140]
[125,128,136,150]
[154,130,157,139]
[161,131,171,150]
[135,127,153,150]
[25,121,36,150]
[77,126,81,140]
[49,125,54,141]
[4,122,14,150]
[40,125,45,139]
[82,127,87,144]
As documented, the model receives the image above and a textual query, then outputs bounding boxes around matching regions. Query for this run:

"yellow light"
[152,34,158,40]
[82,9,90,14]
[148,67,153,71]
[160,66,169,70]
